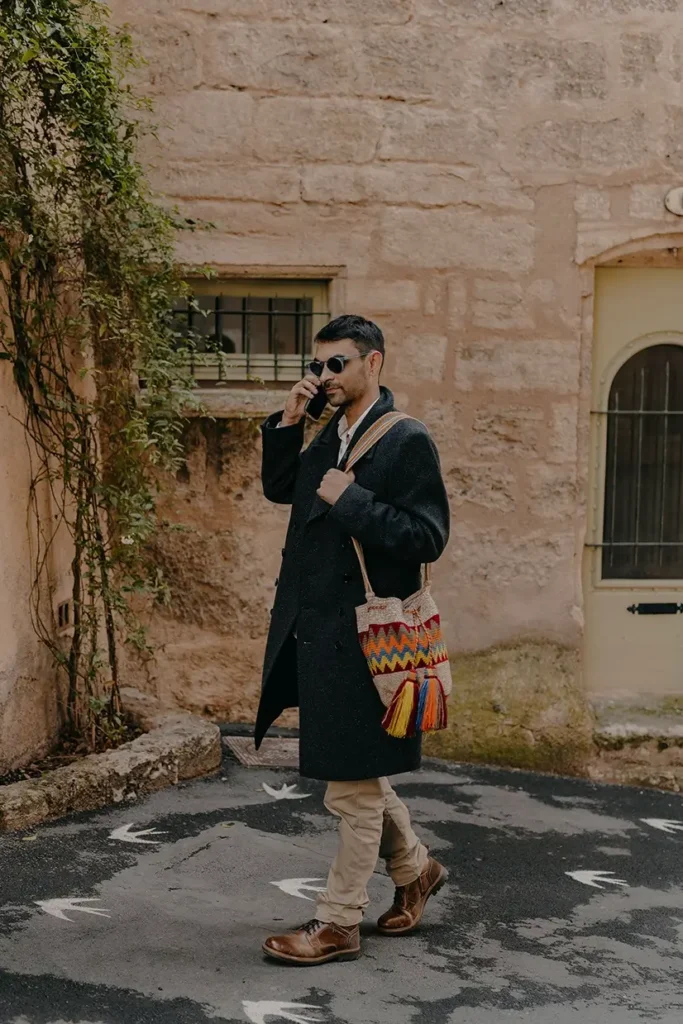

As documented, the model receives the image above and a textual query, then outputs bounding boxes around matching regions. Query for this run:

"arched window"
[603,344,683,579]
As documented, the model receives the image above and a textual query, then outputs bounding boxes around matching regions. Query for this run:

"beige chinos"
[315,777,429,927]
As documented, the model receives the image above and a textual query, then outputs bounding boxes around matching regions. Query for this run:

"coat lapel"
[337,386,395,470]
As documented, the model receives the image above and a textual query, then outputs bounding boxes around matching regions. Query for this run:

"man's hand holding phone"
[280,374,326,427]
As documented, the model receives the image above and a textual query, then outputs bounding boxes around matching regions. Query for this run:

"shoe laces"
[300,919,324,935]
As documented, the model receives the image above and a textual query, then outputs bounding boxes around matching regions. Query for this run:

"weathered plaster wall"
[109,0,683,765]
[0,364,65,772]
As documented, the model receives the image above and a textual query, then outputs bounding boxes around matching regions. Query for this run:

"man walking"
[254,314,451,965]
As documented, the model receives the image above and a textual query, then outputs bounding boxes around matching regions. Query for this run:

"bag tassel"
[382,677,419,738]
[416,673,448,733]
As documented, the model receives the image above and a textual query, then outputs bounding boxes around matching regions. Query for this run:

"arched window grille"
[602,344,683,579]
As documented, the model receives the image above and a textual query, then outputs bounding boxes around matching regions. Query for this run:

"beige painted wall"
[107,0,683,748]
[0,362,66,772]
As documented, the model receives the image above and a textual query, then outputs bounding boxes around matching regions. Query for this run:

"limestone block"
[423,278,444,316]
[345,279,421,313]
[548,403,578,465]
[117,0,413,18]
[421,398,463,453]
[303,0,413,22]
[205,24,353,94]
[447,277,467,331]
[381,208,535,272]
[674,36,683,83]
[252,98,382,163]
[301,164,469,206]
[576,0,677,13]
[149,163,301,203]
[516,113,646,172]
[485,40,607,101]
[516,119,582,172]
[621,33,662,87]
[301,164,533,210]
[471,407,544,459]
[360,27,461,99]
[629,184,673,220]
[448,521,572,588]
[528,463,577,520]
[205,24,455,98]
[665,106,683,171]
[581,112,647,170]
[151,92,254,162]
[528,279,557,305]
[393,334,448,383]
[378,107,498,165]
[574,188,611,222]
[472,279,534,330]
[416,0,556,24]
[174,226,372,275]
[126,17,202,93]
[445,463,517,514]
[457,340,580,393]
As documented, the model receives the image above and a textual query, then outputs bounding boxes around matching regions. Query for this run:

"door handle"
[627,603,683,615]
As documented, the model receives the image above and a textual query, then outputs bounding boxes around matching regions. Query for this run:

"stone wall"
[109,0,683,768]
[0,363,66,772]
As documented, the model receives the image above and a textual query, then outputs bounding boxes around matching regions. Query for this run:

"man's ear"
[369,350,383,377]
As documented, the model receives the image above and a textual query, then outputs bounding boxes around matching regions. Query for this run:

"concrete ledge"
[0,690,221,832]
[588,696,683,793]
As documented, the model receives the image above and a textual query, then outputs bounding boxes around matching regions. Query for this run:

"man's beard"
[325,387,348,407]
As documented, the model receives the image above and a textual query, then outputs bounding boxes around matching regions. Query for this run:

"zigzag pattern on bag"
[360,618,449,676]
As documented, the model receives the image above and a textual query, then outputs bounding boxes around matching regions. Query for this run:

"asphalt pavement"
[1,748,683,1024]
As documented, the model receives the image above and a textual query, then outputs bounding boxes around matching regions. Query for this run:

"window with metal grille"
[172,279,330,383]
[602,344,683,579]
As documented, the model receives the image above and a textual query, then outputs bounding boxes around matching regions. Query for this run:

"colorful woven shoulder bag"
[344,412,452,739]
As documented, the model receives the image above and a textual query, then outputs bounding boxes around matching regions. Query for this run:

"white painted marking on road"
[35,898,111,922]
[243,1001,323,1024]
[641,818,683,834]
[566,870,629,890]
[261,782,310,801]
[271,878,327,901]
[109,823,167,845]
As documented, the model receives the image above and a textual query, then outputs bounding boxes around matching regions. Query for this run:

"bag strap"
[344,412,432,599]
[344,412,409,473]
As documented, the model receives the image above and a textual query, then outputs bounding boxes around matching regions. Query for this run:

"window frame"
[174,270,340,385]
[588,331,683,591]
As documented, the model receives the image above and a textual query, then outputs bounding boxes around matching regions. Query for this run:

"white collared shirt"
[337,397,380,465]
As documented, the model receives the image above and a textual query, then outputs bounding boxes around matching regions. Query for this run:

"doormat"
[223,735,299,768]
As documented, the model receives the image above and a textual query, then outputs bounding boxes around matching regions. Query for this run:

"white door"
[584,267,683,699]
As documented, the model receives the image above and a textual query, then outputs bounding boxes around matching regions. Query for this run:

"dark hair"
[315,314,385,358]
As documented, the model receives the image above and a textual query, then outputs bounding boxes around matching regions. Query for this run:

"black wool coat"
[253,386,450,782]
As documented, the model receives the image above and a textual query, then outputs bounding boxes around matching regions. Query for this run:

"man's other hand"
[317,468,355,505]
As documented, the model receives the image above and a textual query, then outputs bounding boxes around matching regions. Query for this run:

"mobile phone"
[305,385,328,421]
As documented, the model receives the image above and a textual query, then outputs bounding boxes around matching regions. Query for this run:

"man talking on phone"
[254,314,450,965]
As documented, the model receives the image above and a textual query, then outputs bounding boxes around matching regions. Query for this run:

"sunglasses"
[308,353,365,377]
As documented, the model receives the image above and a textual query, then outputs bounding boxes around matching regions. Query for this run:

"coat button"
[338,607,344,617]
[274,577,279,587]
[343,573,352,583]
[335,640,343,651]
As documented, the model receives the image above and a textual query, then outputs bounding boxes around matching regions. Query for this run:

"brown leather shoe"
[262,918,361,965]
[377,856,448,935]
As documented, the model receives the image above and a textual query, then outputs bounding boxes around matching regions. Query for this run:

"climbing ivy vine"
[0,0,200,746]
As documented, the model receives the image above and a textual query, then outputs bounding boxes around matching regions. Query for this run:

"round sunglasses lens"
[308,361,323,376]
[328,357,345,374]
